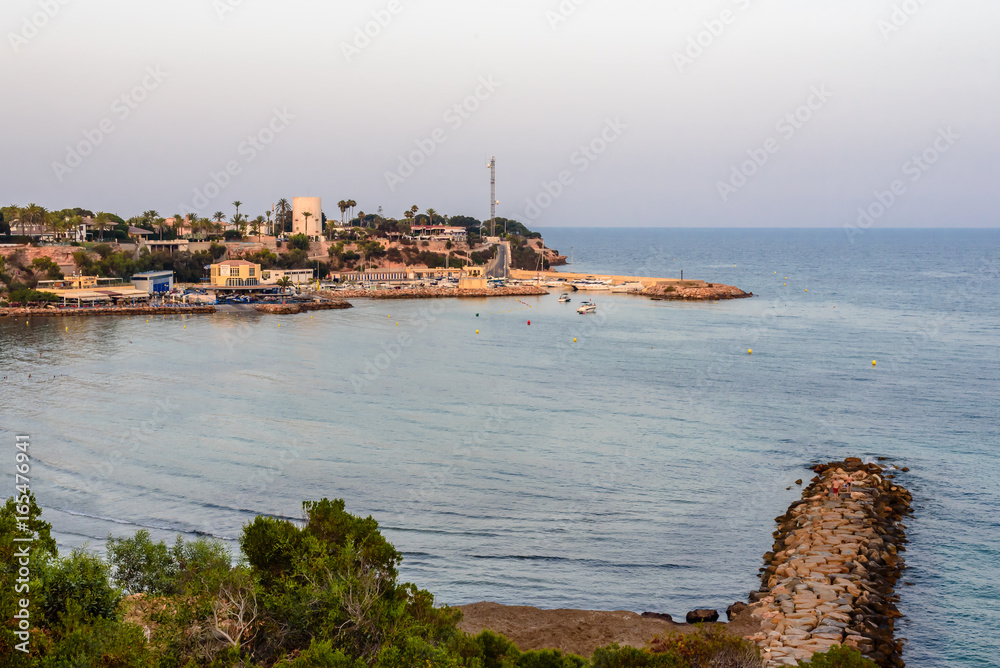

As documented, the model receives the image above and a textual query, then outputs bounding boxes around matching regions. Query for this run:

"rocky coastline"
[253,301,353,315]
[744,459,912,667]
[316,285,549,300]
[643,282,753,301]
[0,305,217,317]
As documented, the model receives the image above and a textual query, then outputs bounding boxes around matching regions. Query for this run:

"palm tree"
[347,199,357,223]
[232,213,247,238]
[302,211,313,238]
[94,212,111,242]
[426,208,438,226]
[276,199,291,236]
[213,211,227,226]
[251,215,265,241]
[21,204,47,238]
[337,200,348,226]
[232,201,242,221]
[276,275,293,303]
[265,210,273,237]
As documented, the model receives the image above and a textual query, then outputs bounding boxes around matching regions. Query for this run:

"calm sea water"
[1,228,998,668]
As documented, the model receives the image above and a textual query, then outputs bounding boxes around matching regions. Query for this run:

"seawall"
[0,305,217,317]
[745,459,912,667]
[317,286,548,300]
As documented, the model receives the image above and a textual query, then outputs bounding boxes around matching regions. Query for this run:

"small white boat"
[610,281,645,294]
[571,279,612,291]
[577,300,596,314]
[558,293,571,303]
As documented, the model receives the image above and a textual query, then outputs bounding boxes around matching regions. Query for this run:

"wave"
[466,554,693,569]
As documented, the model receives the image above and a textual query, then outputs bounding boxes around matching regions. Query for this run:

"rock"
[685,609,719,624]
[640,612,672,622]
[726,602,748,620]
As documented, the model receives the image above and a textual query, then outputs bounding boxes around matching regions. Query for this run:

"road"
[485,243,509,278]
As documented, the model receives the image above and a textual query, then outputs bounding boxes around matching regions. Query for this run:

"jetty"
[509,270,752,301]
[745,459,912,667]
[0,305,217,318]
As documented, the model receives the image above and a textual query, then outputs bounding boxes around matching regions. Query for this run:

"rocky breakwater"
[0,305,216,317]
[253,300,352,315]
[643,282,751,301]
[320,285,548,300]
[744,459,912,667]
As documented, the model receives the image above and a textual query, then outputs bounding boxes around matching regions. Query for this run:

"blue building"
[131,270,175,295]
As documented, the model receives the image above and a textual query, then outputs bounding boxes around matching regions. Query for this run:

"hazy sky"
[3,0,998,227]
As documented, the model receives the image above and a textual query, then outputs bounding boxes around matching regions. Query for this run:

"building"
[209,260,261,287]
[128,226,154,243]
[410,226,468,243]
[292,197,323,240]
[131,270,175,295]
[261,268,315,286]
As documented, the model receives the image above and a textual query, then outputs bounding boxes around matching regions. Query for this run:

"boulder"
[640,612,673,622]
[685,609,720,624]
[725,602,748,620]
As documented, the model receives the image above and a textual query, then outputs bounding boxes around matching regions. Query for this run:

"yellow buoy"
[476,330,479,334]
[183,326,186,329]
[748,349,752,355]
[278,324,280,327]
[573,338,577,343]
[873,360,877,367]
[805,289,808,293]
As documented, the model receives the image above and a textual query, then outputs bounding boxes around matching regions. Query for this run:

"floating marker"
[873,360,877,367]
[805,289,808,292]
[573,338,577,343]
[527,321,531,325]
[476,330,479,334]
[748,349,753,355]
[476,313,479,317]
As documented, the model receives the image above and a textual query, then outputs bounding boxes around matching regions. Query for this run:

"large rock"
[726,602,748,620]
[685,609,719,624]
[640,612,673,622]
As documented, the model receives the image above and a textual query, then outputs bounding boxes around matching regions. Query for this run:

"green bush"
[39,549,121,622]
[290,234,311,251]
[517,648,588,668]
[796,645,878,668]
[275,639,365,667]
[107,529,178,595]
[591,644,685,668]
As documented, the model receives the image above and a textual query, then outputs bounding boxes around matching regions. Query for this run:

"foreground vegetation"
[1,496,875,667]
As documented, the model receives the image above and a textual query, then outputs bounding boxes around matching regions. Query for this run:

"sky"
[2,0,998,228]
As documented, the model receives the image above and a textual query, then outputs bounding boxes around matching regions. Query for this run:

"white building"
[292,197,323,240]
[261,268,315,286]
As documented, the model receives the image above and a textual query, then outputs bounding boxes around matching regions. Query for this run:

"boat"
[558,293,571,303]
[577,300,597,314]
[610,281,645,294]
[571,278,612,291]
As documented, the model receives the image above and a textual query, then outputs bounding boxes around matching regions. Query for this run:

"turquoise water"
[1,228,997,667]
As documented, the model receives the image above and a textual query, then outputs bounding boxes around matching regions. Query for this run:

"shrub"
[224,230,243,241]
[665,286,676,293]
[591,644,684,668]
[517,648,588,668]
[106,530,177,595]
[38,549,121,623]
[795,645,878,668]
[290,234,311,251]
[648,625,762,667]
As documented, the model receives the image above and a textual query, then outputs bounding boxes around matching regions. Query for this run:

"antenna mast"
[488,156,497,237]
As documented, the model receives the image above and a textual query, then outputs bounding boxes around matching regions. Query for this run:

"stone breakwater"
[253,301,353,315]
[0,305,217,317]
[317,286,548,300]
[745,459,912,667]
[643,282,752,301]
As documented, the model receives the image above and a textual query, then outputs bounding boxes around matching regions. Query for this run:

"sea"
[1,228,997,668]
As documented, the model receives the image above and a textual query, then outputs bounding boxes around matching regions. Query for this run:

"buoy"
[278,324,280,327]
[183,325,186,329]
[527,321,531,325]
[476,313,479,317]
[873,360,877,367]
[476,330,479,334]
[805,289,808,292]
[748,349,752,355]
[573,338,577,343]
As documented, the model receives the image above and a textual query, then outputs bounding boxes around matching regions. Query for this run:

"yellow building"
[210,260,261,287]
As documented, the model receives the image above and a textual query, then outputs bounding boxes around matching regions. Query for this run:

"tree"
[21,203,47,237]
[94,211,112,242]
[265,209,274,237]
[154,217,169,241]
[302,211,313,239]
[276,198,291,235]
[426,208,438,226]
[338,200,348,226]
[347,199,357,222]
[251,215,265,241]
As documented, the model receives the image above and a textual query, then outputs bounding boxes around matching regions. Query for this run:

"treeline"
[0,495,877,668]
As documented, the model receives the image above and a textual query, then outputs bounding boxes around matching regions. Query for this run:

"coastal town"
[0,197,750,317]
